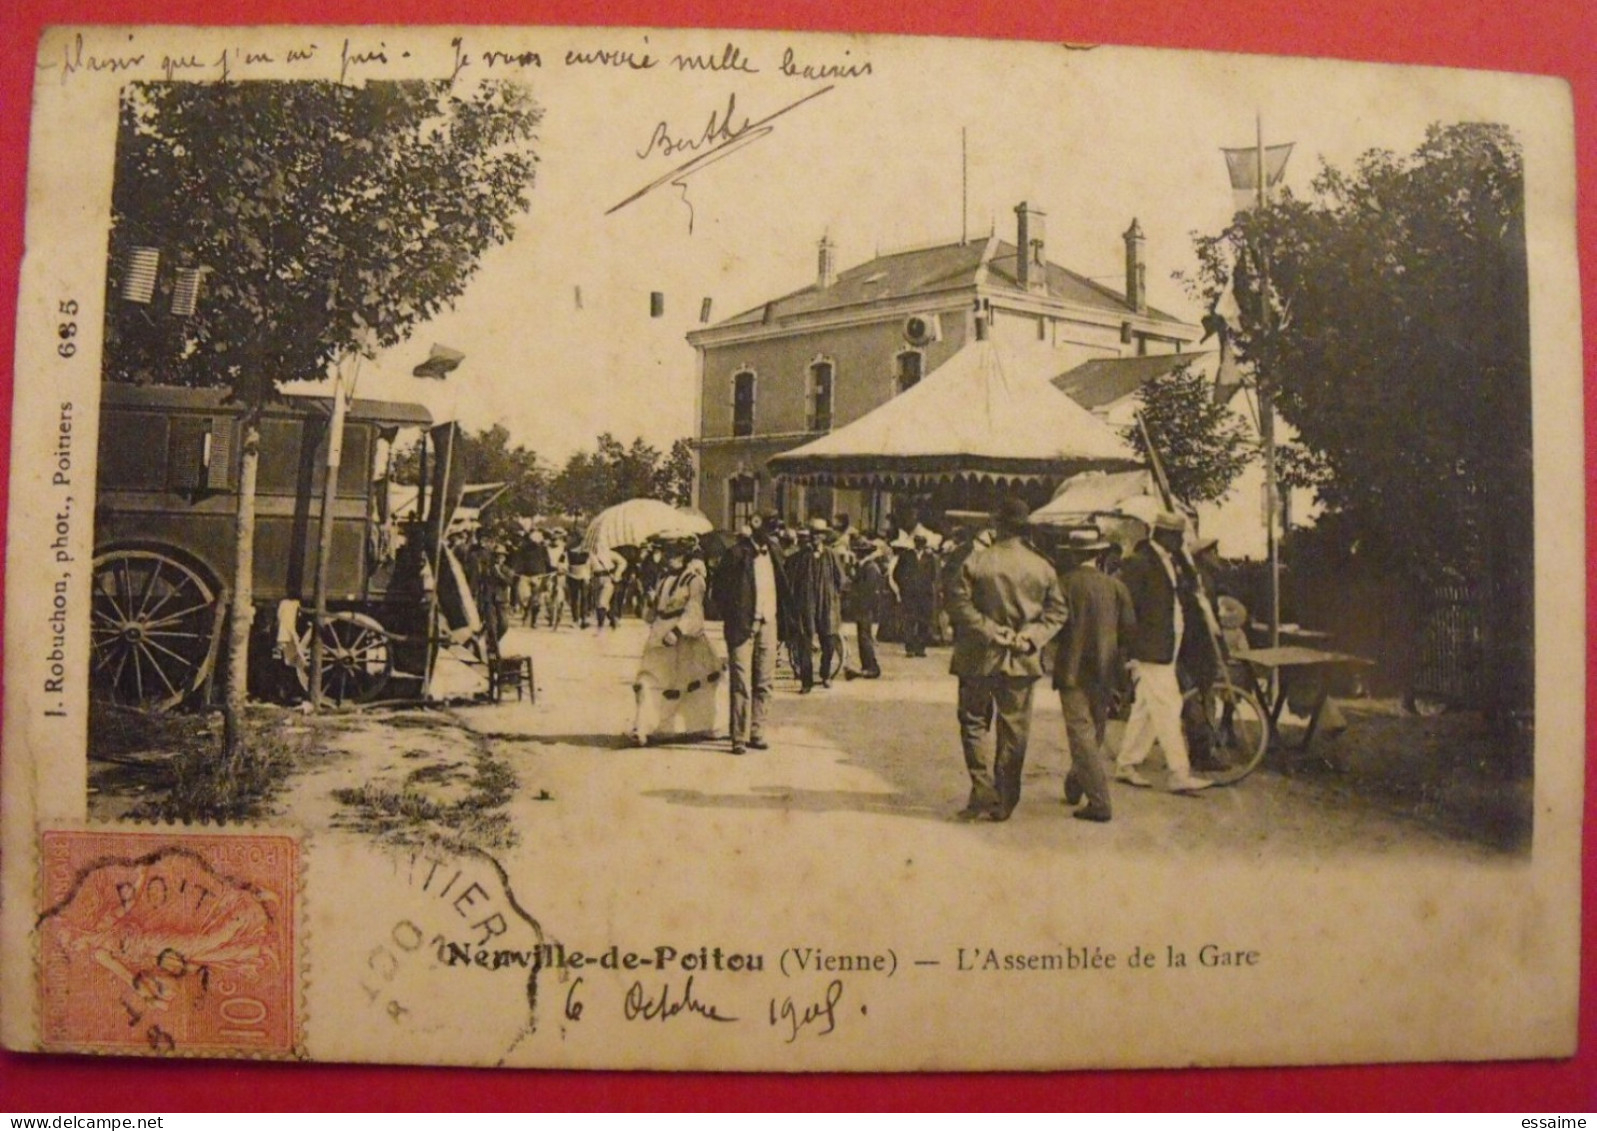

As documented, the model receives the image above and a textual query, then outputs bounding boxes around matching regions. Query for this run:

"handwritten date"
[623,975,737,1023]
[770,979,844,1043]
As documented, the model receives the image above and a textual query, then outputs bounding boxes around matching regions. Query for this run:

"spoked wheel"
[296,612,393,704]
[822,638,848,682]
[91,549,224,711]
[1185,682,1271,785]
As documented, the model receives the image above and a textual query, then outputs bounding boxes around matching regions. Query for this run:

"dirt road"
[283,620,1520,867]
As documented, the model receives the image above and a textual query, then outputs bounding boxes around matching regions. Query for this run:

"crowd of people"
[450,524,655,649]
[451,496,1236,826]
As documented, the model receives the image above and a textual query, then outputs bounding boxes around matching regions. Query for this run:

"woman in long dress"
[630,539,723,745]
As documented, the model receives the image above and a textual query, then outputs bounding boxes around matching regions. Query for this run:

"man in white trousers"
[1114,508,1213,794]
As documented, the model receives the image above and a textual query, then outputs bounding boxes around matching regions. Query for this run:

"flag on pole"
[1201,241,1248,345]
[1221,143,1293,211]
[425,422,469,548]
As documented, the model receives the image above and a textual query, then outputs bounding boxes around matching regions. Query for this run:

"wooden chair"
[490,653,535,703]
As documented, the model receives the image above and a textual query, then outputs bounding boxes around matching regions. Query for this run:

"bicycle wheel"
[1191,682,1270,785]
[826,636,849,681]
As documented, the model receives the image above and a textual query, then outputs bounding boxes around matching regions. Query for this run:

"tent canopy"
[767,341,1142,489]
[1029,469,1156,526]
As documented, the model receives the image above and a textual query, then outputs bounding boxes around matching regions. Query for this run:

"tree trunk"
[222,416,261,771]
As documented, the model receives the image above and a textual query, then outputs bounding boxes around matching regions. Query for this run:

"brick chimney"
[817,234,836,289]
[1123,218,1147,314]
[1015,202,1047,293]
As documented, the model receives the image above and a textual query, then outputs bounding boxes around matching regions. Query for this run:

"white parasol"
[580,499,712,556]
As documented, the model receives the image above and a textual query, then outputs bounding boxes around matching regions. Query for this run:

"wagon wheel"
[91,548,224,711]
[296,612,393,704]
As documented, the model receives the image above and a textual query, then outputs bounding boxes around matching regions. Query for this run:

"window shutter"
[165,418,208,492]
[205,417,237,490]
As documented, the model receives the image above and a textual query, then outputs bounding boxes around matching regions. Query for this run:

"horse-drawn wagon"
[91,382,436,709]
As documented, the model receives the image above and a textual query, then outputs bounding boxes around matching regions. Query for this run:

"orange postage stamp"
[38,831,299,1057]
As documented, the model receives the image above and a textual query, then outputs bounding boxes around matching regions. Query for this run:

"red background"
[1,0,1592,1112]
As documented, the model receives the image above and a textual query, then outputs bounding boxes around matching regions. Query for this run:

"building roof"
[982,242,1188,324]
[767,340,1141,487]
[710,237,1192,331]
[1050,350,1241,410]
[102,380,434,427]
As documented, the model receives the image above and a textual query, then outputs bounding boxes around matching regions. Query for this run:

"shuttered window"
[732,371,756,437]
[165,418,208,492]
[165,416,237,492]
[205,418,236,489]
[807,361,834,432]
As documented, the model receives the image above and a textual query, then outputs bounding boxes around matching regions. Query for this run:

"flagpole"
[1256,111,1281,654]
[961,127,968,245]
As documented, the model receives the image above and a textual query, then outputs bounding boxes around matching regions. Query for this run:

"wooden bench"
[489,654,535,703]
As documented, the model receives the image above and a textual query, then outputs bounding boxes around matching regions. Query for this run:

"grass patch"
[87,703,313,825]
[1282,706,1532,853]
[331,737,519,854]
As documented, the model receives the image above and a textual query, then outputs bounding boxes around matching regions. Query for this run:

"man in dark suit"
[713,516,790,754]
[789,519,846,691]
[843,534,889,680]
[1114,509,1213,793]
[1053,532,1136,822]
[946,497,1068,821]
[895,535,939,657]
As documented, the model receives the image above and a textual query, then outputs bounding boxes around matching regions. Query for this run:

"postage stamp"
[0,24,1584,1070]
[38,831,299,1056]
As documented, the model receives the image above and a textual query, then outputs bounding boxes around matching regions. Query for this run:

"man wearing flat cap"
[946,496,1068,821]
[1114,508,1213,793]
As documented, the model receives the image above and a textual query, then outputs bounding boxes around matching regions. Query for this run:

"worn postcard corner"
[0,24,1583,1069]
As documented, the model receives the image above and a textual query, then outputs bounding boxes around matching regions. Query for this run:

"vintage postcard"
[1,25,1583,1069]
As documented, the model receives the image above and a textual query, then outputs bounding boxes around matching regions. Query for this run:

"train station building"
[688,204,1202,531]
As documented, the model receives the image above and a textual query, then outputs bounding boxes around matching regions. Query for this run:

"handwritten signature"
[769,979,844,1043]
[607,85,835,232]
[623,975,738,1023]
[636,92,750,160]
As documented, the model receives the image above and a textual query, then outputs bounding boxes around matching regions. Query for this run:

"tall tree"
[548,448,613,516]
[1122,360,1255,506]
[547,433,697,514]
[393,424,551,519]
[654,438,697,507]
[103,80,541,760]
[1191,122,1530,721]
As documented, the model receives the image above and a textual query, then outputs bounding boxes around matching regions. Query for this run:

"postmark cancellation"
[37,831,299,1057]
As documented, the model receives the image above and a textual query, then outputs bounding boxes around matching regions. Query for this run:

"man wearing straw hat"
[1114,506,1214,794]
[946,497,1067,821]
